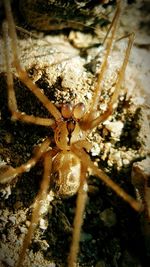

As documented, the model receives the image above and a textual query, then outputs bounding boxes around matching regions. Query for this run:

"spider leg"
[3,0,62,122]
[68,164,88,267]
[0,137,50,184]
[72,143,143,212]
[102,0,120,46]
[80,2,121,130]
[80,31,135,130]
[2,21,17,115]
[16,151,52,267]
[2,21,55,127]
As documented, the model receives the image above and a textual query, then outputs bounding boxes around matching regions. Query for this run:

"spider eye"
[73,103,85,120]
[61,103,73,118]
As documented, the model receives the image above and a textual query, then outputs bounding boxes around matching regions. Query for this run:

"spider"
[0,0,142,267]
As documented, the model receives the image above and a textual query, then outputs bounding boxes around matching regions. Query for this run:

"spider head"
[54,103,86,150]
[61,102,85,121]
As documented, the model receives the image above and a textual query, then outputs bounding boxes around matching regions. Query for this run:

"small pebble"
[95,260,106,267]
[99,208,117,227]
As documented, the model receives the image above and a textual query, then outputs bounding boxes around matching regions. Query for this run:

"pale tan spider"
[0,0,142,267]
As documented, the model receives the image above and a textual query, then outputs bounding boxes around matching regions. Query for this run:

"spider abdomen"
[52,151,81,196]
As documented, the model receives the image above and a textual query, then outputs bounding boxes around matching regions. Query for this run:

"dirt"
[0,1,150,267]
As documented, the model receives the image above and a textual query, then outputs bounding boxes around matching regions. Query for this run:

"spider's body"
[52,103,87,197]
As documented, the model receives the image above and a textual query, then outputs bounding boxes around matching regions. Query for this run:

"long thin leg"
[2,21,55,127]
[2,21,17,114]
[3,0,62,122]
[81,2,121,127]
[16,151,52,267]
[80,32,135,130]
[102,0,121,46]
[72,142,143,212]
[68,164,88,267]
[11,112,55,126]
[0,138,50,184]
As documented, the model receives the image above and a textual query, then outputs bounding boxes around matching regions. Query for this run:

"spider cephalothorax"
[54,103,86,150]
